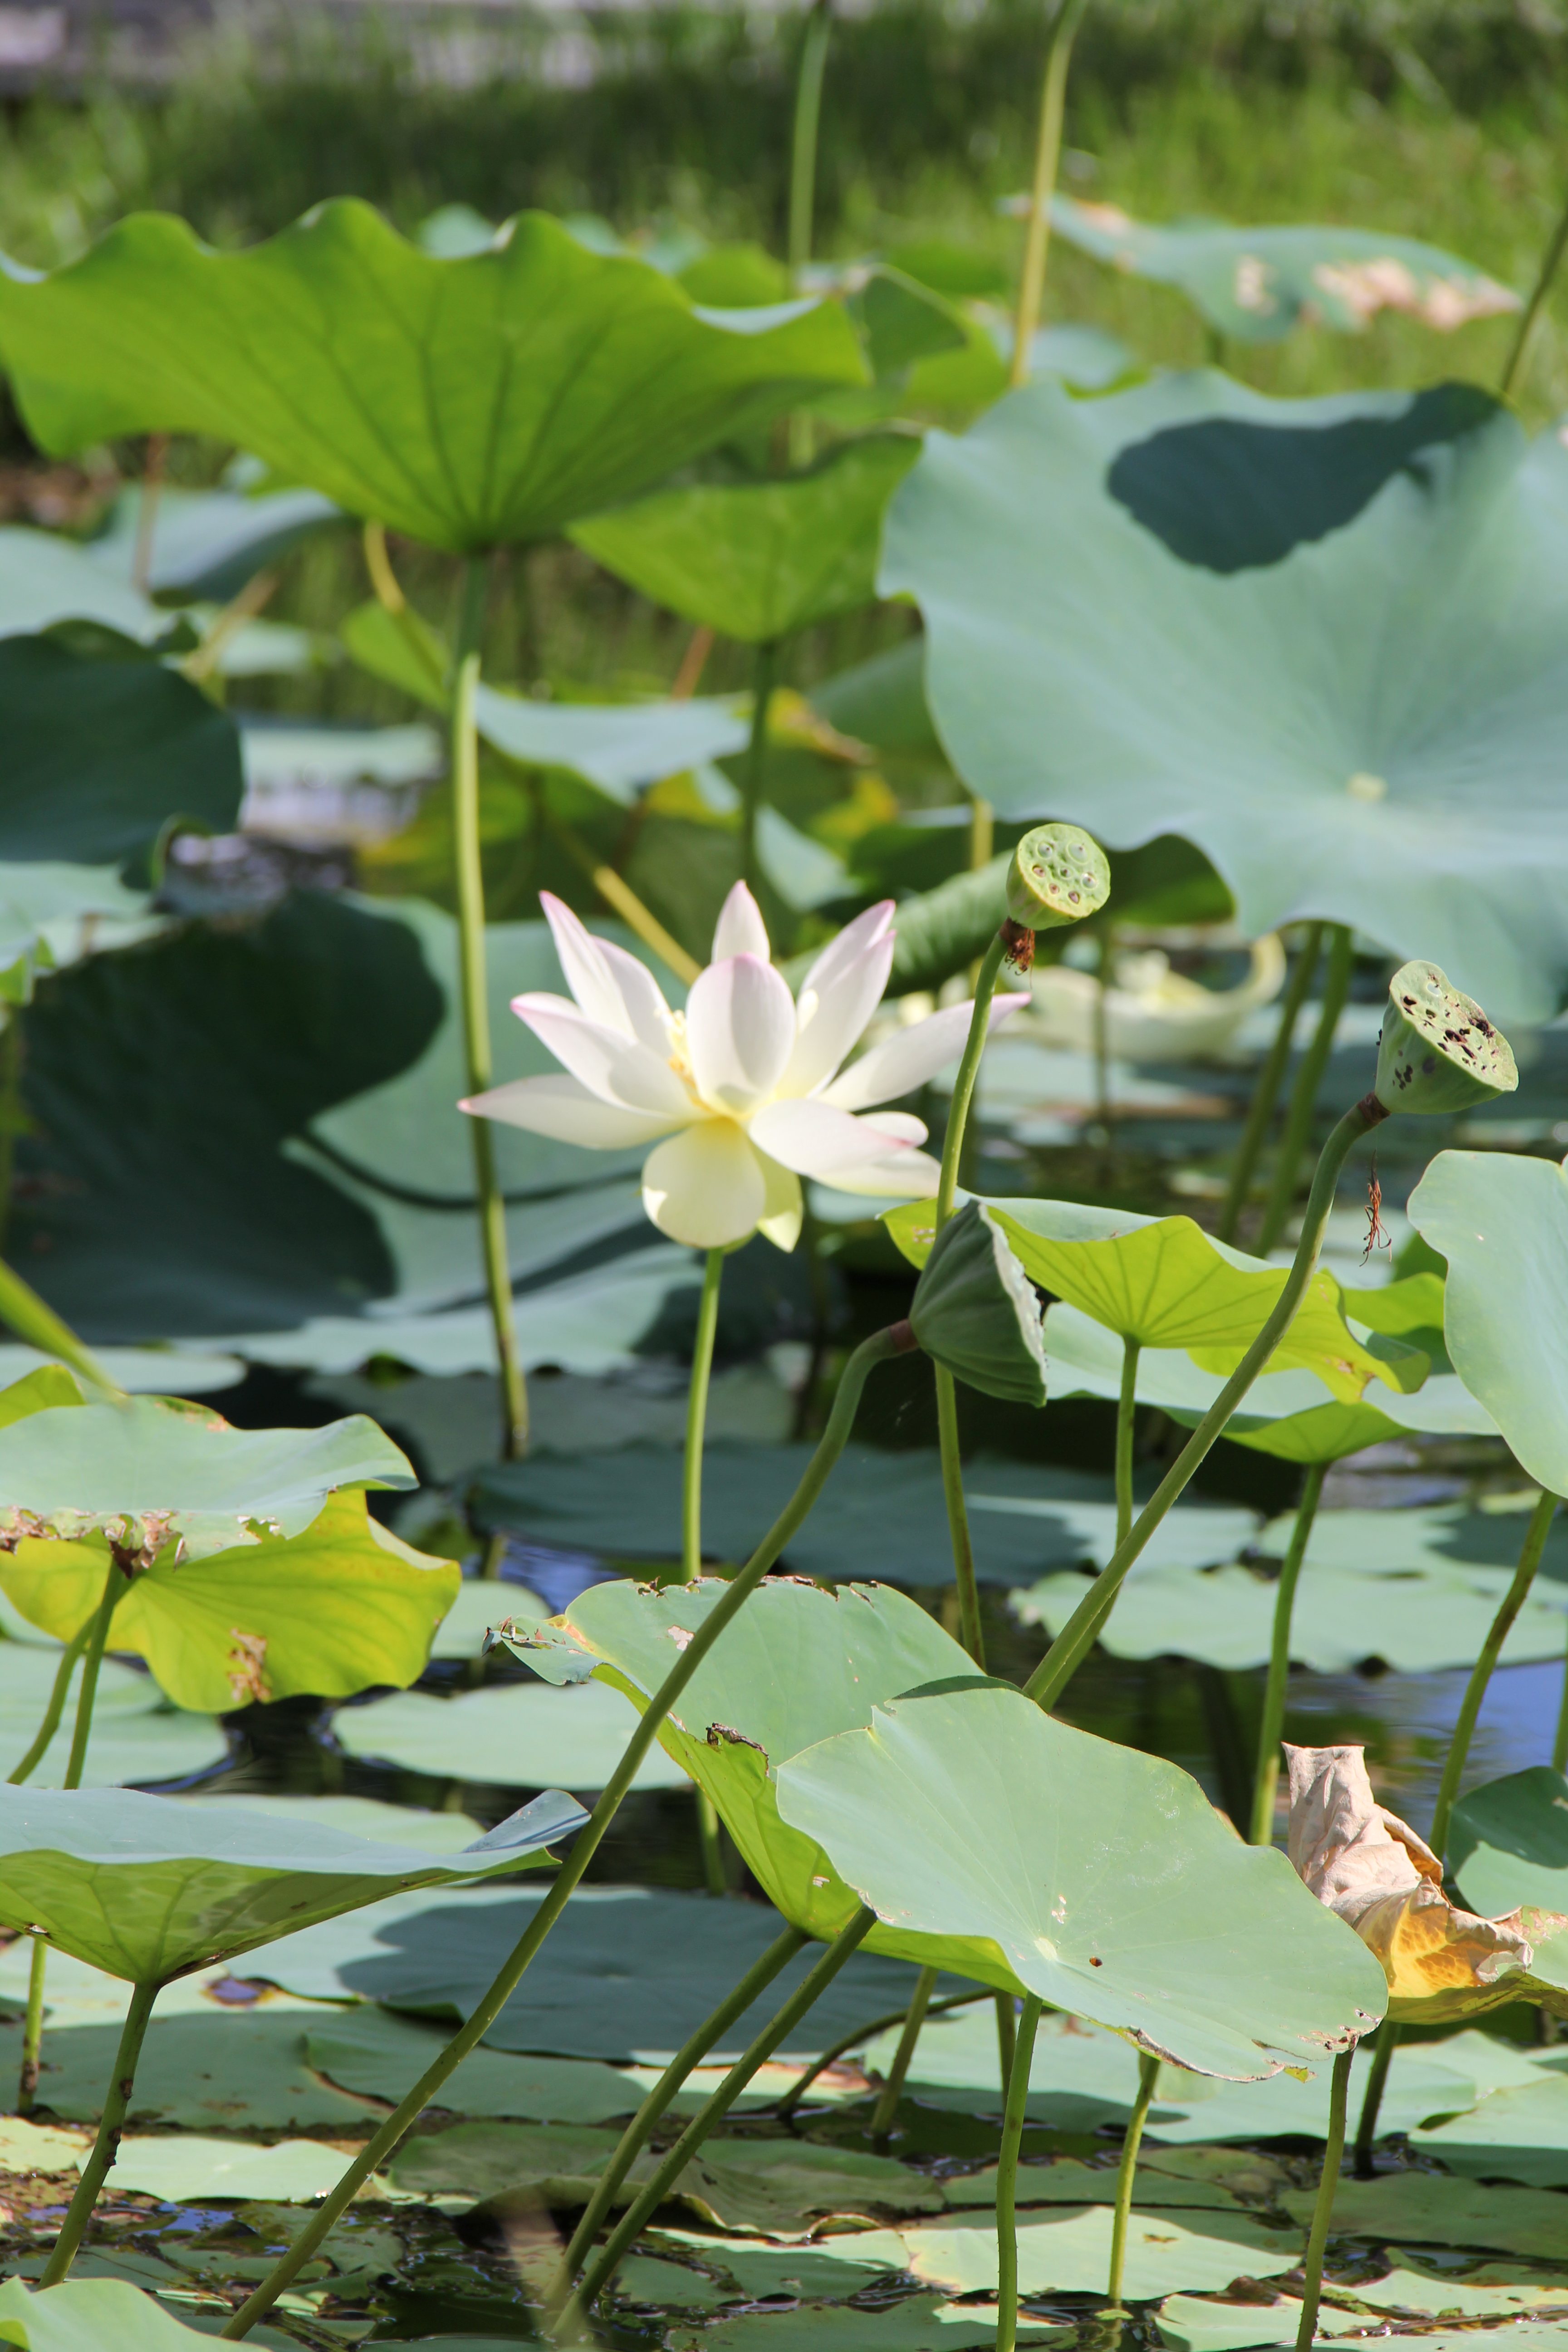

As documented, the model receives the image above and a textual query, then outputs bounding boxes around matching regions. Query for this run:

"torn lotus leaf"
[1284,1744,1568,2022]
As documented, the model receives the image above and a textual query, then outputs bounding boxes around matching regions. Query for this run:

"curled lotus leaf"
[909,1201,1048,1406]
[1284,1744,1568,2024]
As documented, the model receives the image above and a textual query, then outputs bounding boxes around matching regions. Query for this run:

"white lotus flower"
[462,883,1028,1252]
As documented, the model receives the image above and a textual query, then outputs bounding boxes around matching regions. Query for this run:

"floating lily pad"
[900,2207,1302,2298]
[942,2156,1250,2212]
[28,2007,377,2131]
[331,1676,691,1793]
[201,1793,485,1851]
[1153,2292,1297,2352]
[304,2005,637,2122]
[667,2302,1073,2352]
[0,526,166,643]
[0,2115,86,2174]
[88,480,343,603]
[658,2235,908,2299]
[1450,1767,1568,1918]
[881,376,1568,1022]
[1411,2075,1568,2187]
[1357,2256,1568,2317]
[1277,2173,1568,2259]
[611,2255,733,2311]
[776,1681,1387,2078]
[98,2135,378,2205]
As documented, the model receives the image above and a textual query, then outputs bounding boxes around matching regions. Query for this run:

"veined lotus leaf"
[569,435,922,644]
[880,375,1568,1024]
[0,1491,459,1712]
[1044,195,1518,343]
[88,479,343,603]
[1450,1767,1568,1920]
[909,1201,1048,1406]
[1408,1150,1568,1492]
[1284,1745,1568,2024]
[506,1576,972,1943]
[0,1782,583,1985]
[775,1681,1387,2077]
[1276,2171,1568,2261]
[332,1675,692,1793]
[0,2275,238,2347]
[303,2004,638,2122]
[2,634,241,863]
[0,1393,413,1560]
[0,527,166,644]
[0,203,867,553]
[884,1196,1428,1404]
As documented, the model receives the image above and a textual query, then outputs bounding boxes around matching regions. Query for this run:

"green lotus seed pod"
[1005,823,1111,931]
[1375,960,1518,1116]
[909,1200,1048,1407]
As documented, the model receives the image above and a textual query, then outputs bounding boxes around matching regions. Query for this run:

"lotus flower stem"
[220,1321,916,2341]
[995,1993,1043,2352]
[1105,2048,1160,2311]
[869,1962,938,2140]
[994,1992,1017,2092]
[1257,925,1354,1256]
[15,1935,46,2116]
[1501,181,1568,397]
[788,0,832,279]
[774,1985,993,2121]
[1009,0,1093,389]
[451,555,528,1460]
[555,1906,878,2338]
[681,1250,725,1585]
[63,1561,124,1792]
[740,642,779,898]
[544,1922,808,2317]
[1352,2021,1398,2177]
[1429,1485,1559,1861]
[1248,1462,1326,1846]
[39,1975,157,2283]
[1217,922,1324,1245]
[1294,2046,1352,2351]
[7,1620,91,1790]
[1114,1338,1140,1549]
[1025,1095,1387,1710]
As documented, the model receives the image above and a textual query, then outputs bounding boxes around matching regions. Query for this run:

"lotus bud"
[1004,823,1111,936]
[909,1200,1048,1406]
[1375,960,1518,1117]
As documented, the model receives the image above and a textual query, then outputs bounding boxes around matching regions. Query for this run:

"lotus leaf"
[1259,1497,1568,1579]
[1152,2293,1299,2352]
[659,2234,909,2299]
[432,1579,549,1661]
[88,480,342,602]
[1411,2075,1568,2187]
[898,2207,1302,2298]
[941,2156,1251,2212]
[0,1393,412,1560]
[1355,2261,1568,2319]
[331,1675,691,1792]
[0,1492,457,1711]
[0,203,867,552]
[0,2117,85,2176]
[98,2135,384,2205]
[1450,1766,1568,1919]
[203,1792,485,1850]
[777,1681,1387,2075]
[884,1197,1427,1404]
[666,2301,1073,2352]
[1044,195,1518,341]
[0,2277,235,2348]
[25,2007,378,2131]
[0,528,166,644]
[0,862,152,1010]
[303,2005,637,2122]
[1276,2172,1568,2259]
[612,2256,732,2310]
[570,436,921,643]
[0,1782,583,1984]
[1408,1150,1568,1492]
[0,1645,228,1788]
[881,375,1568,1023]
[1,635,241,865]
[908,1201,1048,1406]
[470,687,750,804]
[512,1575,970,1940]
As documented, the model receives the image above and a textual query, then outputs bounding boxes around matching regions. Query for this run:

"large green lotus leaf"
[0,633,242,862]
[941,2154,1254,2213]
[0,1782,582,1984]
[0,2277,239,2348]
[899,2207,1301,2299]
[1407,1150,1568,1491]
[24,2006,378,2131]
[1046,195,1519,342]
[515,1576,970,1942]
[0,203,867,553]
[196,1791,485,1851]
[251,1880,961,2064]
[0,1491,458,1710]
[1411,2075,1568,2188]
[88,480,342,602]
[1450,1767,1568,1920]
[94,2135,379,2205]
[881,375,1568,1024]
[472,1441,1254,1588]
[1355,2259,1568,2321]
[0,862,152,1012]
[1277,2172,1568,2259]
[0,1393,412,1558]
[776,1681,1387,2078]
[331,1675,691,1793]
[1258,1498,1568,1583]
[0,527,165,643]
[570,436,922,644]
[884,1197,1427,1405]
[303,2004,637,2122]
[1014,1557,1568,1676]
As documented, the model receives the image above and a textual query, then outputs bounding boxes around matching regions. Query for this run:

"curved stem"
[681,1250,725,1583]
[995,1994,1043,2352]
[1294,2048,1352,2351]
[1249,1462,1326,1846]
[220,1323,914,2341]
[16,1935,46,2115]
[1114,1338,1140,1549]
[774,1985,993,2122]
[1009,0,1093,388]
[7,1621,91,1788]
[1352,2021,1398,2177]
[452,556,527,1460]
[868,1963,936,2140]
[1430,1486,1559,1859]
[788,0,832,279]
[557,1907,877,2337]
[1025,1097,1386,1710]
[544,1923,807,2316]
[1216,923,1323,1246]
[740,642,779,899]
[936,932,1009,1229]
[39,1977,157,2283]
[1501,182,1568,397]
[937,1367,984,1666]
[1106,2049,1160,2309]
[1257,924,1353,1257]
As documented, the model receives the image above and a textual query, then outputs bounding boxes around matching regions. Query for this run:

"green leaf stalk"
[1257,922,1354,1255]
[995,1994,1043,2352]
[1249,1462,1327,1845]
